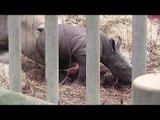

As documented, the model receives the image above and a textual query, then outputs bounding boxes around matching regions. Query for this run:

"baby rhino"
[36,24,132,85]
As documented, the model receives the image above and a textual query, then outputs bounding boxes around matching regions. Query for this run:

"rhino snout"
[119,67,132,84]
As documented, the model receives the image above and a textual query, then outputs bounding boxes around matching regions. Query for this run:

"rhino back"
[37,24,110,65]
[58,24,112,63]
[58,24,86,62]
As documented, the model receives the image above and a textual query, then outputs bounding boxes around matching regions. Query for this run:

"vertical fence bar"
[45,15,59,104]
[132,15,147,81]
[132,15,147,104]
[8,15,22,92]
[86,15,100,105]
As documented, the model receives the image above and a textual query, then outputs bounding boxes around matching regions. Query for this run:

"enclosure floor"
[21,55,131,105]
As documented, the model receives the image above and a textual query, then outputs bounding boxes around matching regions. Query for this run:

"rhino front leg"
[73,55,86,85]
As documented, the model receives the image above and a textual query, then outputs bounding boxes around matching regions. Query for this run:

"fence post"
[86,15,100,105]
[132,73,160,104]
[45,15,59,104]
[8,15,22,92]
[132,15,147,104]
[132,15,147,81]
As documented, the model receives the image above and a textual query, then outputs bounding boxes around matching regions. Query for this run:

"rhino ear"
[116,36,122,50]
[109,39,116,54]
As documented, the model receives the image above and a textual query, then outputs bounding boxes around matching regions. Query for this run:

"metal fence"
[8,15,147,105]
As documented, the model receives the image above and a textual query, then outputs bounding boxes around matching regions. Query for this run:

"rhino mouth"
[118,77,132,85]
[111,71,131,85]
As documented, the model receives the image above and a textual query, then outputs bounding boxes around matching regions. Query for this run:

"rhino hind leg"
[73,55,86,86]
[59,71,69,83]
[59,60,75,84]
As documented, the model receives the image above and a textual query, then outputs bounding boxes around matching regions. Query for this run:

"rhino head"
[101,36,132,84]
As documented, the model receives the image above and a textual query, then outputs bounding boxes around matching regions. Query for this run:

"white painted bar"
[86,15,100,105]
[132,15,147,81]
[8,15,22,92]
[45,15,59,104]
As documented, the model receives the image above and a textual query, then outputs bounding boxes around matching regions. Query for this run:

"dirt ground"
[0,15,160,105]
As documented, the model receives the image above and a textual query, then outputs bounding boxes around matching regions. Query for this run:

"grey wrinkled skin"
[36,24,132,84]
